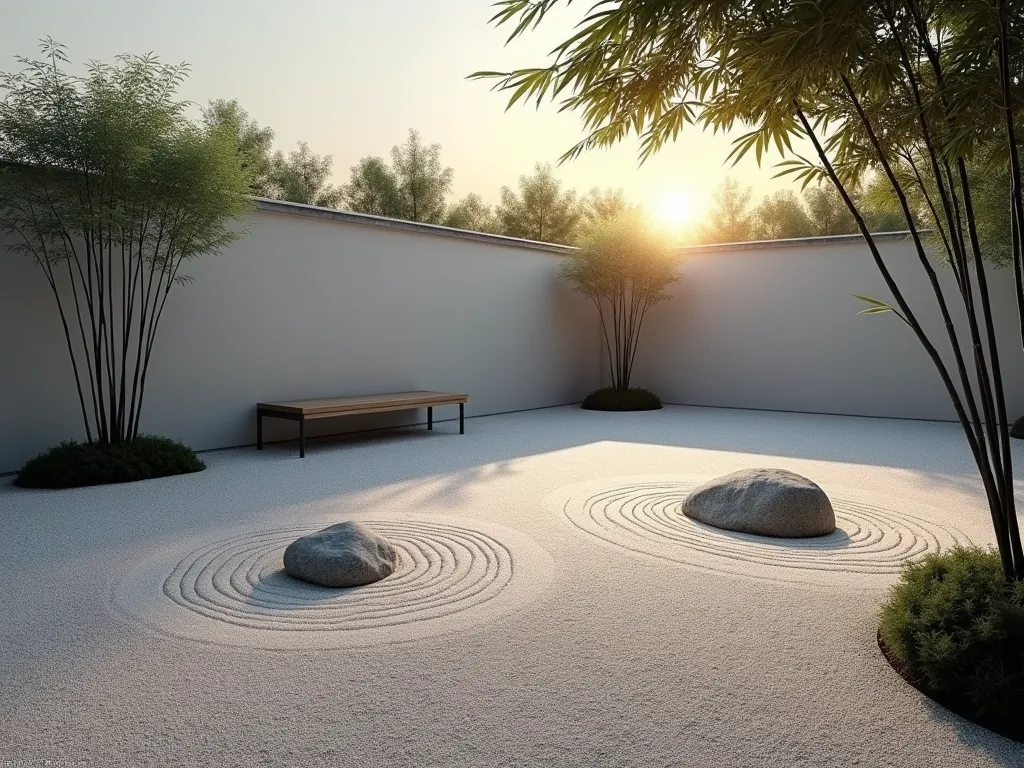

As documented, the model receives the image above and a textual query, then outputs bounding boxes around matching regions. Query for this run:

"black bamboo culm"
[474,0,1024,586]
[561,215,677,393]
[588,270,660,392]
[0,41,253,454]
[25,182,191,445]
[593,278,652,391]
[789,5,1024,583]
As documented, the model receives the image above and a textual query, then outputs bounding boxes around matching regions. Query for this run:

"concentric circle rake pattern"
[558,479,975,588]
[165,520,510,629]
[113,518,551,648]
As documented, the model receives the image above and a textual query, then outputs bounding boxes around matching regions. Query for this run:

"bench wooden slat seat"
[256,390,468,458]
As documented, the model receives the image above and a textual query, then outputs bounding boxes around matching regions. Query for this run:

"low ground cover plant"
[879,547,1024,741]
[14,436,205,489]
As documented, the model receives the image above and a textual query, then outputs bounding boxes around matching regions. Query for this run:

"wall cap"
[673,231,913,254]
[255,198,575,254]
[255,198,915,256]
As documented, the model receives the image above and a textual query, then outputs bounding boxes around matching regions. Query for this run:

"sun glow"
[656,188,697,228]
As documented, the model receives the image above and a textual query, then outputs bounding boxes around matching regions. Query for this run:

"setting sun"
[656,188,697,228]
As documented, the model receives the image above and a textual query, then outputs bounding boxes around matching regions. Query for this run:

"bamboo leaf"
[851,293,891,308]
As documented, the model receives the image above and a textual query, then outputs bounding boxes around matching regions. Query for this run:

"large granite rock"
[283,522,399,587]
[683,469,835,538]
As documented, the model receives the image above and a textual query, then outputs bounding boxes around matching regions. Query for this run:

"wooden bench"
[256,390,469,458]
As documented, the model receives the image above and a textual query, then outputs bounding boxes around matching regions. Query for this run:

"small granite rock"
[283,522,399,587]
[683,469,835,538]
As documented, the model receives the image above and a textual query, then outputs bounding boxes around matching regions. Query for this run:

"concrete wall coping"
[673,231,912,254]
[254,198,575,254]
[255,198,914,256]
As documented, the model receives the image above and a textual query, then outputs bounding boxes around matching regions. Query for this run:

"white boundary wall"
[5,205,1024,474]
[631,236,1024,422]
[0,203,600,472]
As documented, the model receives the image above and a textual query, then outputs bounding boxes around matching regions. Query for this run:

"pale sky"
[0,0,796,227]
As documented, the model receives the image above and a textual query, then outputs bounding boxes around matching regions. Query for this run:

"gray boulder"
[283,522,399,587]
[683,469,835,538]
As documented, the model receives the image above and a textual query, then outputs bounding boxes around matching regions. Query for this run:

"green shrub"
[581,387,663,412]
[1011,416,1024,439]
[879,546,1024,739]
[14,436,205,489]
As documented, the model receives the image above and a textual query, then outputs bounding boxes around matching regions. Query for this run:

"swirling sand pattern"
[554,478,976,589]
[112,518,552,649]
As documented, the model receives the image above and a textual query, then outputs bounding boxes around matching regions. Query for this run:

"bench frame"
[256,391,467,458]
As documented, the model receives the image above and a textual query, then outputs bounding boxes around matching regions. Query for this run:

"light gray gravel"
[1,405,1023,767]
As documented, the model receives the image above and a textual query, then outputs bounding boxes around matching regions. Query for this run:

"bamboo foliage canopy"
[560,212,677,392]
[474,0,1024,582]
[473,1,1023,174]
[0,39,254,444]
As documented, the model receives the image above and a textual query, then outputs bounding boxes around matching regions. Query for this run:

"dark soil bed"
[877,628,1023,744]
[581,387,663,412]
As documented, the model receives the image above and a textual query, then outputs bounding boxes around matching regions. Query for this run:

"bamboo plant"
[0,41,253,445]
[474,0,1024,581]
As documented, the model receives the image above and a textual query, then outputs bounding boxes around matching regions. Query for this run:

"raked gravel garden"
[2,405,1023,767]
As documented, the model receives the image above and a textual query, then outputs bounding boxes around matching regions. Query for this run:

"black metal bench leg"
[256,410,263,450]
[460,403,465,434]
[428,406,433,431]
[299,417,306,458]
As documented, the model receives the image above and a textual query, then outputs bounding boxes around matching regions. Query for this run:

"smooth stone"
[683,468,835,538]
[283,522,399,587]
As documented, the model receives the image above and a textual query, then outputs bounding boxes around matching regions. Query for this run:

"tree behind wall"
[863,149,1015,264]
[752,190,814,240]
[390,129,453,224]
[699,178,753,243]
[582,188,633,228]
[203,98,343,209]
[701,178,905,243]
[343,156,402,217]
[201,99,276,197]
[269,142,344,208]
[0,42,252,444]
[444,193,499,232]
[803,184,858,236]
[343,130,453,223]
[497,162,581,243]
